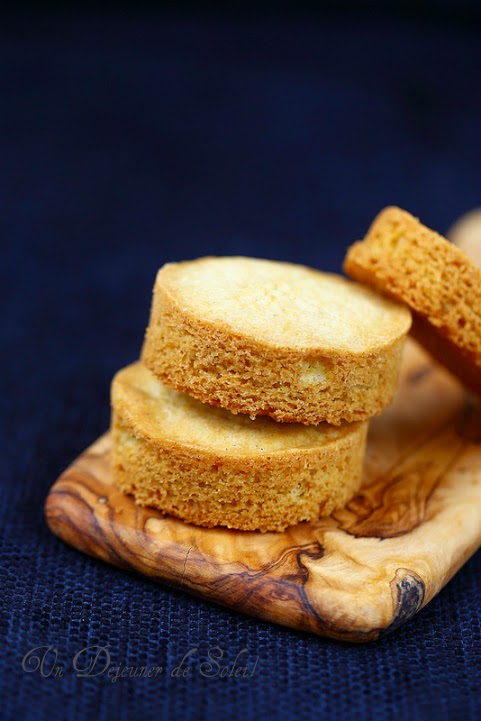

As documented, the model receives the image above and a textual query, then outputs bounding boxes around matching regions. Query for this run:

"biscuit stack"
[110,256,412,532]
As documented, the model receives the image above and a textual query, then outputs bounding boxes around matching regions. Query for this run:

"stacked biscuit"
[344,206,481,398]
[110,254,412,532]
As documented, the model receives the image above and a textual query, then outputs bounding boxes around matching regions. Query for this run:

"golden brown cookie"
[141,256,411,425]
[344,206,481,396]
[111,362,369,532]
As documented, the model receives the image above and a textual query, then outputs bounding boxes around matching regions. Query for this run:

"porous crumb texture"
[141,256,411,425]
[344,206,481,396]
[110,362,368,532]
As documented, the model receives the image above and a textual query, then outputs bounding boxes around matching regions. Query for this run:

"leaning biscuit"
[111,362,369,532]
[141,256,411,425]
[344,206,481,396]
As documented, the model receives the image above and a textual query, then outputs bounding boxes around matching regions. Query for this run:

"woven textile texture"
[2,6,481,721]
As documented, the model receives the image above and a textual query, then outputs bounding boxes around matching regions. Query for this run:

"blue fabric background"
[2,6,481,720]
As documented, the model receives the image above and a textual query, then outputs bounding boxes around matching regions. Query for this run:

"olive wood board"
[45,339,481,642]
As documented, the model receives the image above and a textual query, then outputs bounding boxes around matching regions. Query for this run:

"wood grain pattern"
[45,339,481,642]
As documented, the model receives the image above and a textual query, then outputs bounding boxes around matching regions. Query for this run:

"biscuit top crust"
[156,256,411,354]
[113,363,359,455]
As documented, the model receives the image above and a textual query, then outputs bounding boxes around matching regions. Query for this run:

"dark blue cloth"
[2,7,481,721]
